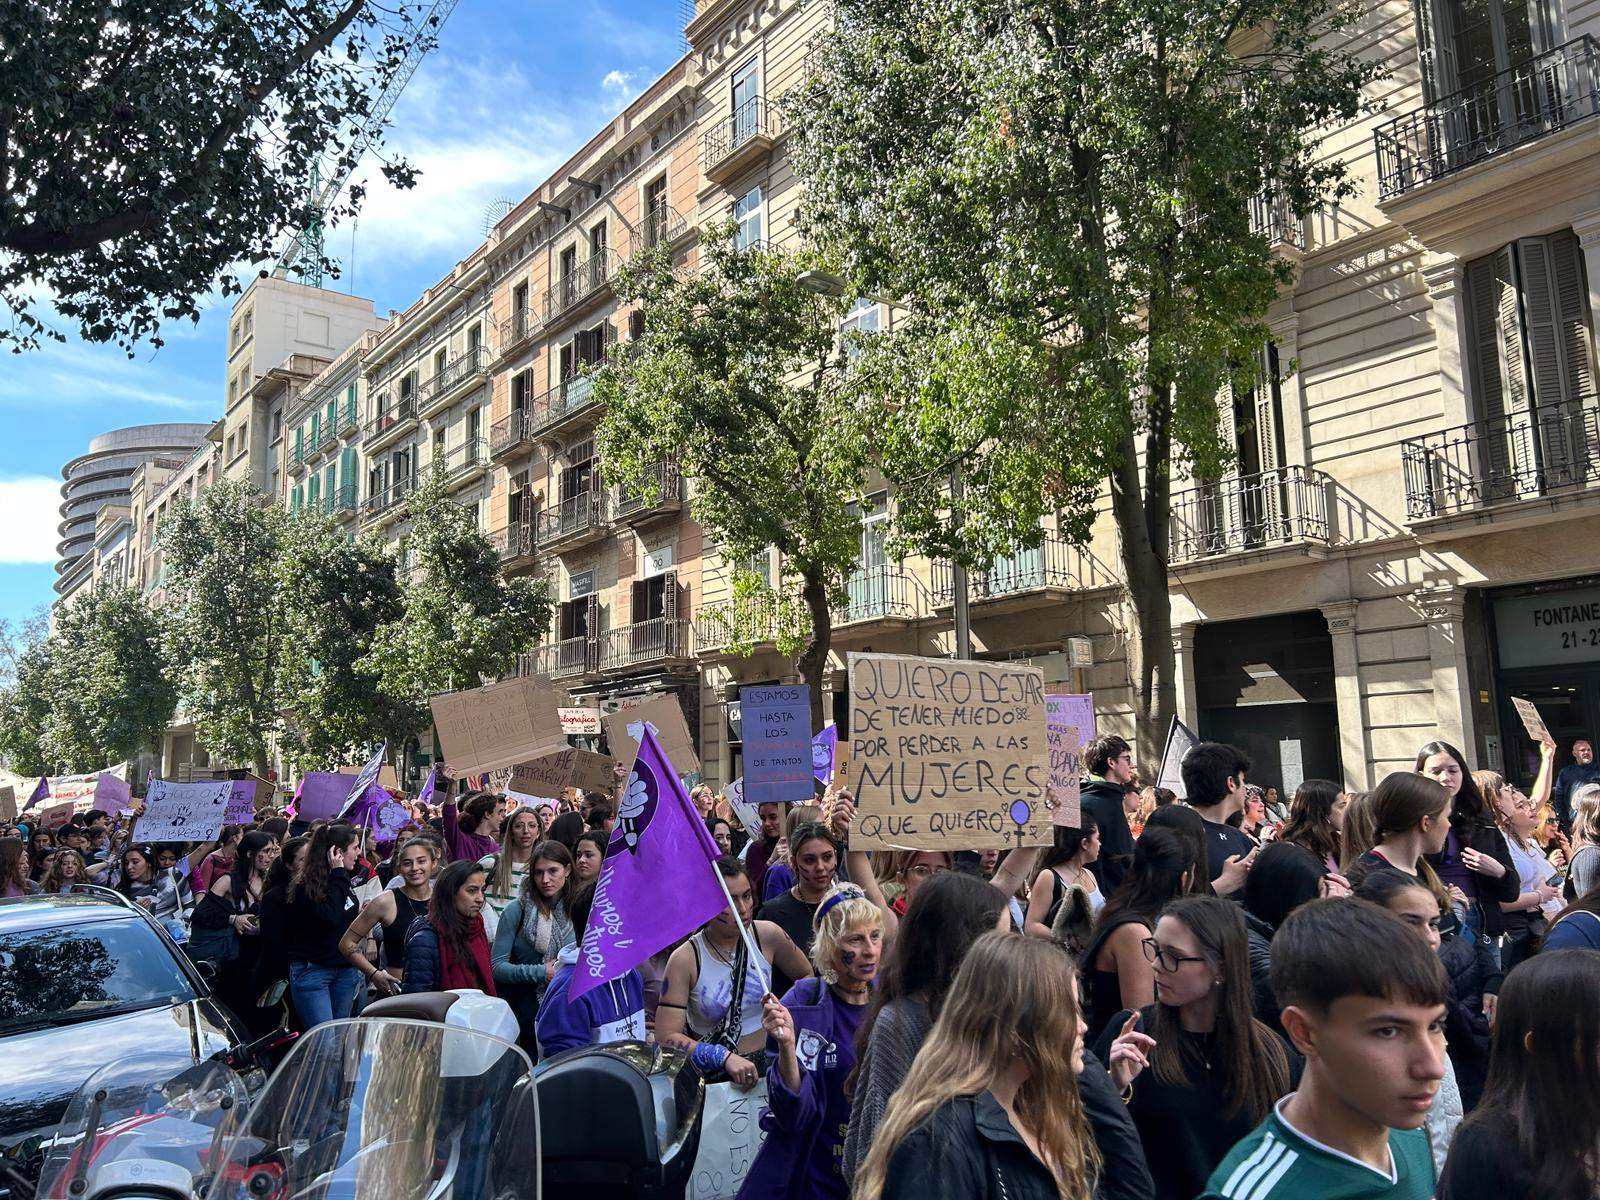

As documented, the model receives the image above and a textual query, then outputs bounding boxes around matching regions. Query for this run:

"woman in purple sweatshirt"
[738,882,884,1200]
[535,879,647,1057]
[442,789,501,864]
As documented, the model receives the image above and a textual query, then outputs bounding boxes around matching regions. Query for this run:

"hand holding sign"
[140,779,231,842]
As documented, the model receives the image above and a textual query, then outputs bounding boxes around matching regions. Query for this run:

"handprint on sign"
[614,758,661,852]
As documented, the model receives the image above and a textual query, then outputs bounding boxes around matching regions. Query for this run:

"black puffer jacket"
[1243,910,1279,1033]
[881,1092,1075,1200]
[1438,922,1495,1109]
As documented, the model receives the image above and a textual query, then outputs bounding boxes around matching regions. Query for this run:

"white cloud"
[602,68,636,97]
[0,477,63,564]
[0,340,215,415]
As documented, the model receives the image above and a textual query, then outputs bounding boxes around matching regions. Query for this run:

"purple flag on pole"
[23,775,49,812]
[569,724,727,1002]
[338,743,387,818]
[812,725,838,784]
[416,765,438,809]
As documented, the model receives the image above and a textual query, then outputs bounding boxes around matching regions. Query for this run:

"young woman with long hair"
[1140,804,1213,895]
[657,856,812,1090]
[1097,895,1295,1200]
[738,882,884,1200]
[340,836,437,996]
[1278,779,1347,873]
[115,843,196,922]
[1478,763,1564,970]
[1562,783,1600,900]
[441,782,501,863]
[1336,790,1375,872]
[571,828,606,884]
[483,806,541,917]
[492,839,580,1051]
[401,859,496,994]
[39,848,90,894]
[1440,950,1600,1200]
[283,821,363,1029]
[1079,827,1190,1046]
[193,823,244,893]
[855,931,1100,1200]
[1,840,38,898]
[26,829,53,879]
[1415,740,1519,945]
[1024,818,1103,940]
[252,835,308,1013]
[1353,870,1471,1164]
[1346,772,1453,910]
[189,831,280,1027]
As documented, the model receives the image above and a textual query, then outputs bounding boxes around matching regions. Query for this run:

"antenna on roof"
[680,0,694,48]
[482,198,514,237]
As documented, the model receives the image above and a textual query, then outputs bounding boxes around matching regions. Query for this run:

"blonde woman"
[737,882,883,1200]
[854,931,1099,1200]
[483,806,541,917]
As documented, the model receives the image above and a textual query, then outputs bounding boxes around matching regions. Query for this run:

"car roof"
[0,894,144,937]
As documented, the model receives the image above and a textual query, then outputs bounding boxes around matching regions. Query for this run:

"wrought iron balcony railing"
[1401,400,1600,519]
[701,96,777,178]
[420,347,487,408]
[614,461,684,520]
[1374,37,1600,199]
[363,475,416,517]
[536,489,606,546]
[1168,466,1332,564]
[490,523,536,560]
[498,308,535,355]
[519,636,590,681]
[837,566,921,624]
[695,593,812,652]
[525,375,599,438]
[931,534,1089,606]
[544,250,619,322]
[366,395,417,441]
[597,617,692,672]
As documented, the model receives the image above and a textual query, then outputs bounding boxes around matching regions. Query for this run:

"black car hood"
[0,1000,238,1168]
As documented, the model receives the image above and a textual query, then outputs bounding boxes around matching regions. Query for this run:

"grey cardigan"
[842,997,932,1183]
[491,895,575,988]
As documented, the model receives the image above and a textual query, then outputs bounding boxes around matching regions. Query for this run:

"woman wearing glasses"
[1095,895,1297,1200]
[1477,752,1564,972]
[890,852,951,916]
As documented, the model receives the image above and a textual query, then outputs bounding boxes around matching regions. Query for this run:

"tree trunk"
[1109,425,1177,775]
[253,748,270,781]
[795,572,833,734]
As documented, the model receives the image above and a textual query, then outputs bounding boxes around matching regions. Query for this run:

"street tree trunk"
[795,572,833,735]
[1110,424,1177,775]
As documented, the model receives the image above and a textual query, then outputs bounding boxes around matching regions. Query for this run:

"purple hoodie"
[443,799,499,864]
[535,943,647,1058]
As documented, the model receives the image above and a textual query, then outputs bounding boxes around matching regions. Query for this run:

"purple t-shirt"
[1431,830,1477,899]
[442,801,499,864]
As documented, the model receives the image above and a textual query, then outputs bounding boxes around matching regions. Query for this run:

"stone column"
[1414,583,1475,754]
[1320,600,1368,792]
[1172,623,1200,730]
[1419,253,1473,429]
[1570,209,1600,345]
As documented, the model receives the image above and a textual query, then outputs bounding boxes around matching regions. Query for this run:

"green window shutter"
[307,475,320,508]
[294,426,303,460]
[346,383,358,423]
[310,411,321,444]
[325,464,336,510]
[291,485,302,514]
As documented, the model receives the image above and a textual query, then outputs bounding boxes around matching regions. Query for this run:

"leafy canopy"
[0,0,432,352]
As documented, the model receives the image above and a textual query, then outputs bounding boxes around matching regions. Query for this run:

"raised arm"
[341,892,399,995]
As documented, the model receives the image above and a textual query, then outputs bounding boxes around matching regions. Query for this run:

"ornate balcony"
[1248,193,1306,254]
[418,346,489,417]
[613,461,685,525]
[642,204,692,252]
[1374,37,1600,200]
[1168,466,1332,567]
[701,96,778,186]
[535,489,607,552]
[489,523,537,564]
[836,565,921,627]
[498,307,537,361]
[931,534,1093,611]
[520,636,591,681]
[439,438,490,489]
[330,480,359,519]
[489,409,537,460]
[596,617,693,674]
[544,250,619,325]
[363,476,415,521]
[1401,400,1600,521]
[525,375,600,442]
[366,395,418,451]
[695,593,811,655]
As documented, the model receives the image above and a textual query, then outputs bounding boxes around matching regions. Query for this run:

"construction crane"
[272,0,464,287]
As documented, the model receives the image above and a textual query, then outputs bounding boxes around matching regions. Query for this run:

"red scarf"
[435,914,497,995]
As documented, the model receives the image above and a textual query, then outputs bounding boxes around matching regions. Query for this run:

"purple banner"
[570,723,727,1001]
[811,724,838,785]
[297,772,360,822]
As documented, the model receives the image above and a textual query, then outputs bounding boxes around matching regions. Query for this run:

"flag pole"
[707,852,773,995]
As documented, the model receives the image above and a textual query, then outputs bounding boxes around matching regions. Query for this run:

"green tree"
[359,469,555,751]
[278,510,406,769]
[160,478,292,776]
[594,230,876,729]
[40,585,176,771]
[0,0,432,353]
[787,0,1378,762]
[0,634,53,777]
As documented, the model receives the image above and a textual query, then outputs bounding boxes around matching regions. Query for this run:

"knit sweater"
[843,997,933,1183]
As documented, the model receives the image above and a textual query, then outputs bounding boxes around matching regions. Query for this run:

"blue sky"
[0,0,686,630]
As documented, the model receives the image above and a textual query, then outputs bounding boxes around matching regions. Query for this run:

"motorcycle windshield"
[202,1018,539,1200]
[36,1053,250,1200]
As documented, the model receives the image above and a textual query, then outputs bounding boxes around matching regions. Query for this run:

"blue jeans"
[288,962,361,1030]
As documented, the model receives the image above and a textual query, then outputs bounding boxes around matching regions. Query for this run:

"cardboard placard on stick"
[139,779,231,842]
[0,785,14,822]
[603,695,699,777]
[510,748,618,800]
[1045,715,1083,829]
[429,676,566,776]
[1511,696,1552,744]
[846,652,1051,851]
[38,799,76,829]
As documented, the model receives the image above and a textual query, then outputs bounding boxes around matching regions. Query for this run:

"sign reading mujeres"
[846,652,1051,851]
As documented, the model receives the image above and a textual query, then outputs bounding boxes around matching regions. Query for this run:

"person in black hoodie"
[283,822,362,1029]
[1240,841,1343,1033]
[1082,735,1138,895]
[855,931,1102,1200]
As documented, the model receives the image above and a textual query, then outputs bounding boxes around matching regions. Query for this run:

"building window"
[733,186,763,250]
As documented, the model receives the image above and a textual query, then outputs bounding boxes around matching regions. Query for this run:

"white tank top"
[686,931,766,1042]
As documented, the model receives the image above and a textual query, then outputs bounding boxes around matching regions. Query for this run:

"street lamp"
[795,269,973,661]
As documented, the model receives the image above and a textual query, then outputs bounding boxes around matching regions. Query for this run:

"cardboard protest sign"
[1043,688,1096,751]
[1156,716,1198,800]
[297,772,362,822]
[226,779,262,824]
[510,748,617,800]
[38,799,76,829]
[847,652,1051,851]
[1511,697,1552,744]
[429,676,566,776]
[603,694,699,776]
[377,764,400,791]
[1044,701,1083,828]
[688,1079,769,1200]
[139,779,232,841]
[740,685,814,804]
[0,785,14,822]
[724,777,763,840]
[93,772,133,815]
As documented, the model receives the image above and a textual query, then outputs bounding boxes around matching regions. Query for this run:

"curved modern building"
[56,423,212,595]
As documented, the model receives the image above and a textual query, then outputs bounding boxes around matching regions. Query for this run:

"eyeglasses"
[905,864,948,879]
[1141,937,1209,972]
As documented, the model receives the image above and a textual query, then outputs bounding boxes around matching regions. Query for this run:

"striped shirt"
[1200,1096,1435,1200]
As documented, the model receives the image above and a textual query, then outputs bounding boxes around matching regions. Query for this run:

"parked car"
[0,891,274,1200]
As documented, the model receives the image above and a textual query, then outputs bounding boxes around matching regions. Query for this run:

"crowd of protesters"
[3,724,1599,1200]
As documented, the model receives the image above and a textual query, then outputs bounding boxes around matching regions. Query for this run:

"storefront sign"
[1494,587,1600,669]
[559,707,602,735]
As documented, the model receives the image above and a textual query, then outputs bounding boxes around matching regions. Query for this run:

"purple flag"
[23,775,49,812]
[338,743,387,818]
[570,724,727,1002]
[812,725,838,784]
[416,765,438,809]
[298,771,359,822]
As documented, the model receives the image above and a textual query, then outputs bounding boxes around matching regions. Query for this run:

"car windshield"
[0,919,195,1033]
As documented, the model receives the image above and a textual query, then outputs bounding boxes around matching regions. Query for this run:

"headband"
[813,883,868,930]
